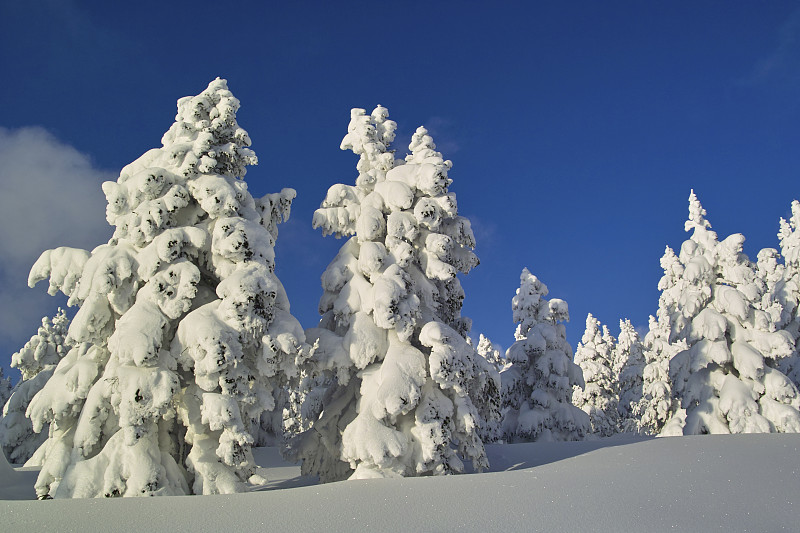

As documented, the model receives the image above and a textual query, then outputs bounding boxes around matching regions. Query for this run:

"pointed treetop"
[685,189,711,232]
[660,245,679,266]
[683,189,718,251]
[601,324,614,345]
[779,200,800,271]
[581,313,600,344]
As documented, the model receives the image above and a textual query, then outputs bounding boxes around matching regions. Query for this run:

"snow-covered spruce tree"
[572,314,619,437]
[0,310,71,465]
[290,106,498,481]
[25,79,306,498]
[467,334,503,443]
[775,200,800,385]
[282,365,331,440]
[664,191,800,435]
[613,319,645,433]
[500,268,588,442]
[636,247,689,435]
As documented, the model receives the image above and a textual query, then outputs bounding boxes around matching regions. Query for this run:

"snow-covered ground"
[2,435,798,532]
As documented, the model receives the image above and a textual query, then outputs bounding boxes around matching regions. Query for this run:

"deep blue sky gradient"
[1,1,799,376]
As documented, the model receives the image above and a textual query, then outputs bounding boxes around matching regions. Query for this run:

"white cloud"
[0,127,111,365]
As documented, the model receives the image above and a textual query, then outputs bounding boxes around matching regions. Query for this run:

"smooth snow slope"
[2,435,798,532]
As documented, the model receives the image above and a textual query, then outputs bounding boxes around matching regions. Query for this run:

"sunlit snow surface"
[2,435,799,532]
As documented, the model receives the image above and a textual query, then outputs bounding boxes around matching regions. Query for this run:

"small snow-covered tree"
[0,310,71,465]
[468,334,503,443]
[25,79,306,498]
[613,319,645,432]
[501,268,588,442]
[572,314,618,437]
[474,334,504,372]
[290,106,498,481]
[664,191,800,435]
[755,249,786,329]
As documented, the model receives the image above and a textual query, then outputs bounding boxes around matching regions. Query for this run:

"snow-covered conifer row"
[3,84,800,502]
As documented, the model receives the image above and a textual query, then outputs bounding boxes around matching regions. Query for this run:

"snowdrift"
[2,435,799,532]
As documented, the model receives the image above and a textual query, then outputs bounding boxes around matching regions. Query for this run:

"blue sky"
[1,1,799,378]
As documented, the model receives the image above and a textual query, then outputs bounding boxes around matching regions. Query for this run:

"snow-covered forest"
[2,80,800,518]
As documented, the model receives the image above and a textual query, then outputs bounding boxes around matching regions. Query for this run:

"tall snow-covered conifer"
[25,79,306,498]
[500,268,588,442]
[572,314,619,437]
[664,191,800,434]
[291,106,498,481]
[0,310,71,465]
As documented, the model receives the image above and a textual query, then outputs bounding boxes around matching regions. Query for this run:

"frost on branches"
[613,319,645,433]
[500,268,588,442]
[572,313,619,437]
[290,106,498,481]
[24,79,306,498]
[0,310,71,465]
[664,191,800,435]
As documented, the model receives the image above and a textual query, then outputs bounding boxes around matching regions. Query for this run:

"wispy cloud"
[462,212,498,247]
[0,127,111,363]
[740,8,800,87]
[422,116,462,155]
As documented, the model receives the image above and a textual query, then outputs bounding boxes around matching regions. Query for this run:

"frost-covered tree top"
[25,79,305,498]
[293,105,496,481]
[684,189,717,251]
[501,268,587,443]
[663,191,800,435]
[572,313,618,437]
